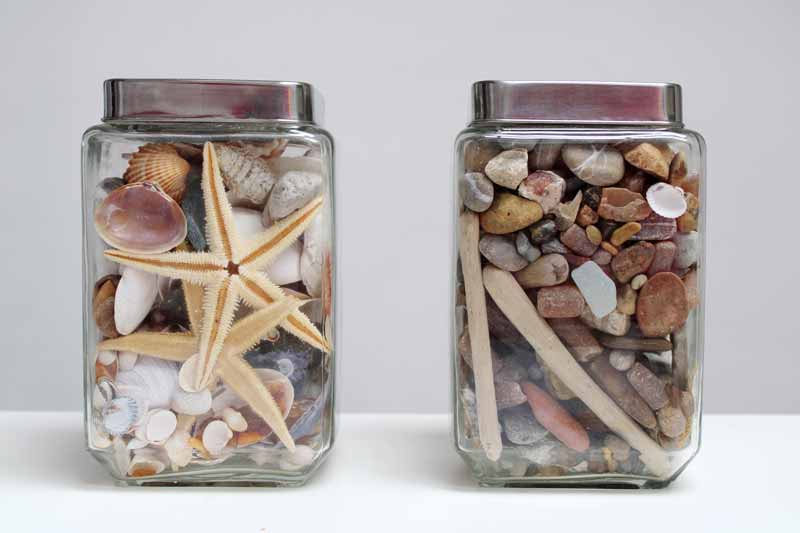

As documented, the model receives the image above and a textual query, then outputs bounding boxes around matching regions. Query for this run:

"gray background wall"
[0,0,797,413]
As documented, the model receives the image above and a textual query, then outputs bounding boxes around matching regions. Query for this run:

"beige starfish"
[105,142,330,392]
[99,282,302,451]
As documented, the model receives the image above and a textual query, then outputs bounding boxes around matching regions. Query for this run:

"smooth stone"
[618,168,648,193]
[631,212,677,241]
[537,285,585,318]
[595,332,672,351]
[266,170,322,220]
[561,144,625,186]
[554,190,582,231]
[630,274,648,290]
[521,382,590,452]
[647,241,676,276]
[564,253,591,269]
[623,143,673,179]
[583,186,602,210]
[459,172,494,212]
[484,149,529,189]
[518,171,566,214]
[237,208,302,285]
[610,222,642,247]
[637,272,689,337]
[560,224,598,257]
[672,231,699,269]
[576,205,599,227]
[548,318,603,363]
[598,188,652,222]
[609,349,636,371]
[494,357,529,382]
[543,366,575,400]
[181,176,207,251]
[495,380,528,410]
[585,225,602,246]
[571,261,617,318]
[479,192,544,234]
[515,254,570,288]
[604,434,632,462]
[616,284,637,315]
[300,212,325,297]
[479,234,529,272]
[540,238,569,254]
[529,142,563,170]
[657,406,687,438]
[587,356,657,429]
[114,267,159,335]
[529,219,558,244]
[464,139,502,172]
[515,232,541,263]
[627,362,669,410]
[669,152,687,182]
[591,248,612,266]
[528,362,545,381]
[611,241,655,283]
[580,306,631,336]
[500,408,549,445]
[683,268,699,309]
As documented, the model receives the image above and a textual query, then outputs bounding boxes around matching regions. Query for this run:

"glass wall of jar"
[453,82,705,488]
[83,80,337,486]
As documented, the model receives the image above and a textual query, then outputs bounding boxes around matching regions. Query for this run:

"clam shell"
[139,408,177,444]
[94,182,187,254]
[115,356,179,412]
[646,183,688,219]
[222,407,248,432]
[202,420,233,456]
[171,387,212,416]
[128,448,167,477]
[123,144,191,201]
[164,429,193,468]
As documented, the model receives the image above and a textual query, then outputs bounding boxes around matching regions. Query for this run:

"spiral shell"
[124,144,191,201]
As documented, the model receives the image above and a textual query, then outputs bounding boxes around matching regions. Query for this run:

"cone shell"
[124,144,191,201]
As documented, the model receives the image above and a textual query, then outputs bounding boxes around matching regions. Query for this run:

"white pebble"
[571,261,617,318]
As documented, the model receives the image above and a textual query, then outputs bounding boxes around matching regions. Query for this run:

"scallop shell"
[94,182,187,254]
[101,397,140,436]
[202,420,234,456]
[136,408,177,445]
[124,144,191,201]
[646,183,688,219]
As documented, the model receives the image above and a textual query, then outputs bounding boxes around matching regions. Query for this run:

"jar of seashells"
[453,82,705,487]
[83,79,336,485]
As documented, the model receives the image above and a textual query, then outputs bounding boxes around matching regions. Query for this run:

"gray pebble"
[501,408,549,445]
[515,232,541,263]
[266,170,322,220]
[479,234,528,272]
[459,172,494,212]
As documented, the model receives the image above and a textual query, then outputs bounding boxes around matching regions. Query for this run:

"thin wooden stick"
[482,265,671,478]
[458,212,502,461]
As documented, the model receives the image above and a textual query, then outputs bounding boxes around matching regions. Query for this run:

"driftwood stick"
[458,212,502,461]
[482,265,671,478]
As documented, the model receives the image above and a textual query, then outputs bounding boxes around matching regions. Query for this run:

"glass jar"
[83,79,337,486]
[452,81,705,488]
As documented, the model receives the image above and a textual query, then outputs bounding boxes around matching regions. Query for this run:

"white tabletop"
[1,412,797,532]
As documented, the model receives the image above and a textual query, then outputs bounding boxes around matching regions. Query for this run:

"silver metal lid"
[103,79,317,123]
[471,81,682,126]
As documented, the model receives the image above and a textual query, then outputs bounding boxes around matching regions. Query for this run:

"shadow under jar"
[453,81,705,488]
[83,79,337,486]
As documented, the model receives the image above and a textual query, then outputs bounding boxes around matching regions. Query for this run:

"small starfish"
[99,281,302,451]
[105,142,330,391]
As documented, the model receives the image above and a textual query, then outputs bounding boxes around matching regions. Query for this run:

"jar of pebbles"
[83,79,337,486]
[453,81,705,487]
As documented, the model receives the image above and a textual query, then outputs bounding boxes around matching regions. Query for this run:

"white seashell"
[171,388,212,415]
[128,449,167,477]
[112,436,131,476]
[279,444,315,470]
[266,170,323,220]
[136,408,177,445]
[114,266,159,335]
[93,383,113,411]
[646,183,688,219]
[178,353,201,393]
[176,413,196,433]
[96,350,117,366]
[221,407,248,432]
[164,429,193,469]
[126,437,149,450]
[101,397,140,436]
[90,420,112,449]
[234,208,302,285]
[117,351,138,371]
[115,356,179,412]
[202,420,233,456]
[300,212,325,297]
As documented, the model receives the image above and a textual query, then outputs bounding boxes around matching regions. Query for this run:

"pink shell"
[646,183,687,219]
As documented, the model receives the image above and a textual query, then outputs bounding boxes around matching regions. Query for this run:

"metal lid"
[103,79,318,123]
[471,81,682,126]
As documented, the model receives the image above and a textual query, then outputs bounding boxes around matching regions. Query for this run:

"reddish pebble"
[647,241,677,275]
[537,285,586,318]
[636,272,689,336]
[517,171,566,213]
[548,318,603,362]
[618,169,648,193]
[521,381,590,452]
[560,224,599,257]
[611,241,655,283]
[683,268,699,309]
[576,205,599,226]
[591,248,613,266]
[564,253,592,269]
[631,212,677,241]
[597,188,652,222]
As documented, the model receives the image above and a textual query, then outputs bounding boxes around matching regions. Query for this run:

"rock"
[637,272,689,337]
[585,225,602,246]
[564,253,591,269]
[616,284,637,315]
[591,248,612,266]
[598,188,652,222]
[458,332,505,374]
[114,267,159,335]
[560,224,599,257]
[300,213,325,297]
[266,170,322,220]
[600,242,619,256]
[515,232,541,262]
[543,366,575,400]
[529,142,563,170]
[671,324,690,390]
[677,210,697,232]
[528,361,545,382]
[610,222,641,247]
[518,171,565,213]
[484,149,529,189]
[576,205,599,227]
[571,261,617,318]
[459,172,494,212]
[631,212,676,241]
[479,234,528,272]
[540,238,569,254]
[580,306,631,336]
[464,139,502,172]
[561,144,625,186]
[618,168,648,193]
[520,382,590,452]
[181,176,208,251]
[548,318,603,362]
[238,208,303,286]
[611,241,655,283]
[537,285,585,318]
[609,349,636,371]
[479,192,544,234]
[501,407,549,445]
[554,190,582,230]
[647,241,677,275]
[669,151,687,182]
[672,231,699,269]
[622,143,673,179]
[630,274,648,290]
[515,254,570,288]
[583,186,602,210]
[486,297,526,344]
[626,362,669,410]
[657,406,687,438]
[595,332,672,351]
[683,268,699,309]
[495,380,528,410]
[494,357,528,382]
[587,356,657,429]
[604,434,632,462]
[529,219,559,245]
[572,407,609,433]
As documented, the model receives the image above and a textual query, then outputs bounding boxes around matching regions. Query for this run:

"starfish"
[99,281,302,451]
[105,142,330,392]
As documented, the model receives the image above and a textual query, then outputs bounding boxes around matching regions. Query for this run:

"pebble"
[515,232,541,263]
[501,408,549,445]
[588,356,657,429]
[616,284,637,315]
[611,241,655,283]
[585,225,602,246]
[576,205,599,226]
[547,318,603,362]
[579,306,631,336]
[618,169,648,193]
[583,186,602,210]
[484,149,529,189]
[528,361,545,381]
[515,254,570,288]
[609,349,636,371]
[521,382,590,452]
[683,268,699,309]
[669,152,687,182]
[561,144,625,186]
[626,362,669,410]
[114,267,159,335]
[554,191,582,231]
[529,219,558,244]
[494,357,528,382]
[180,176,208,251]
[604,434,632,462]
[543,367,575,400]
[600,241,619,256]
[623,143,673,179]
[630,274,648,290]
[591,248,612,266]
[459,172,494,212]
[610,222,641,247]
[677,210,697,233]
[495,380,528,410]
[464,139,502,172]
[479,234,529,272]
[671,324,690,390]
[647,241,677,275]
[657,406,687,438]
[672,231,699,269]
[537,285,586,318]
[479,192,544,234]
[598,188,652,222]
[631,212,676,241]
[564,253,590,269]
[570,261,617,318]
[560,224,599,257]
[540,238,569,254]
[529,142,563,170]
[636,272,689,337]
[595,332,672,352]
[266,170,322,220]
[518,171,565,213]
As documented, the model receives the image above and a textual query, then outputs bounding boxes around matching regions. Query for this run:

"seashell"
[95,359,117,383]
[114,267,159,335]
[128,448,167,477]
[266,170,323,220]
[234,208,302,285]
[136,408,177,445]
[215,142,277,208]
[266,155,323,177]
[123,144,191,201]
[164,429,193,469]
[202,420,233,456]
[94,182,187,254]
[126,437,149,450]
[221,407,248,432]
[117,351,139,371]
[95,177,125,206]
[300,212,325,297]
[115,355,179,413]
[112,436,131,476]
[101,396,141,436]
[96,349,117,366]
[279,444,315,470]
[288,394,324,441]
[92,380,115,410]
[178,353,201,393]
[212,369,294,434]
[646,183,688,219]
[93,275,120,338]
[90,420,112,449]
[171,387,212,416]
